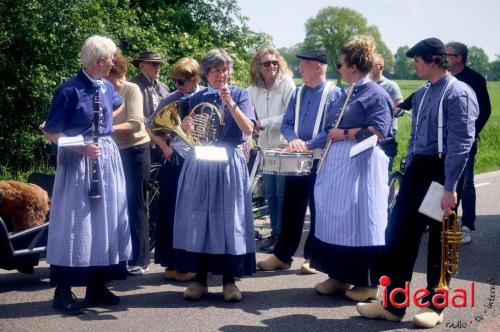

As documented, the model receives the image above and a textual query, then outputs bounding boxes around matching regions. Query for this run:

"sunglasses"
[261,60,279,67]
[173,78,189,86]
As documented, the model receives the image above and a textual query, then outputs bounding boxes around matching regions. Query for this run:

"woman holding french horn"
[171,48,256,302]
[308,36,393,302]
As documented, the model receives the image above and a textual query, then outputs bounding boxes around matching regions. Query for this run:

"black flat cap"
[132,51,166,68]
[406,38,446,58]
[296,49,328,64]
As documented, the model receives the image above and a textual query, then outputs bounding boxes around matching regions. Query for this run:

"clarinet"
[88,92,102,199]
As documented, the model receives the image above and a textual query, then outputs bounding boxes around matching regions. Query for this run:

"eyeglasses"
[336,63,343,70]
[261,60,279,67]
[446,53,459,57]
[172,78,188,86]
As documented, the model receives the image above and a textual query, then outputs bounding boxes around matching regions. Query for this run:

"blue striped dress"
[311,80,393,286]
[172,86,256,277]
[44,69,131,286]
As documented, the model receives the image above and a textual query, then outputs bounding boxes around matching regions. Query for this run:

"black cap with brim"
[406,38,446,58]
[296,49,328,64]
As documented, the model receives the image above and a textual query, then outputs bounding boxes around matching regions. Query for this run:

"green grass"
[395,80,500,174]
[293,78,499,174]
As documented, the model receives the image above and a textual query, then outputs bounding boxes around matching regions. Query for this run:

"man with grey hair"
[43,35,131,315]
[446,41,491,244]
[257,49,341,274]
[370,53,403,170]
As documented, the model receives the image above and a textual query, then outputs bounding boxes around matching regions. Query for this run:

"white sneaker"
[127,265,149,275]
[461,226,472,244]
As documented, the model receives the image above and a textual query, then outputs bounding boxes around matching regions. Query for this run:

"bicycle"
[387,109,411,215]
[147,160,163,251]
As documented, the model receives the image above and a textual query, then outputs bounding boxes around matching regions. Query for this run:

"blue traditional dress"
[147,87,202,269]
[172,85,256,277]
[44,69,131,286]
[309,77,393,286]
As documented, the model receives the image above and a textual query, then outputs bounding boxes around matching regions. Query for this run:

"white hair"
[80,35,117,68]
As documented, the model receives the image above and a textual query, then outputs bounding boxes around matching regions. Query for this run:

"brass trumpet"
[437,210,462,289]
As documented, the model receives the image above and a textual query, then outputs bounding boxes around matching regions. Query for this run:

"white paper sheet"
[58,135,85,147]
[418,181,445,221]
[194,146,228,162]
[349,134,377,158]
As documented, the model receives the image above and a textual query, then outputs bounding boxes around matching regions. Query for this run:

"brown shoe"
[257,255,291,271]
[314,278,351,295]
[412,308,443,328]
[183,282,208,301]
[165,270,196,282]
[300,260,318,274]
[223,283,242,302]
[356,300,403,322]
[345,286,379,302]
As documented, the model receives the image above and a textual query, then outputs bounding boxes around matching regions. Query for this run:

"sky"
[237,0,500,60]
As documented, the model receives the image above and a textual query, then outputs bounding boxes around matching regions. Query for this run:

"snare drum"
[260,149,313,176]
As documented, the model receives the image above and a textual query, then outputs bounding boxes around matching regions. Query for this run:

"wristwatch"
[343,128,349,140]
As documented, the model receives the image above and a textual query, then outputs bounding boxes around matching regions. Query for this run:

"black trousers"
[120,142,151,267]
[273,161,317,265]
[384,155,450,316]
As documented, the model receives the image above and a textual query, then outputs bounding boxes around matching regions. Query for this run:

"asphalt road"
[1,171,499,332]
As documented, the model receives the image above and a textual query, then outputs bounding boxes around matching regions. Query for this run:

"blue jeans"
[458,141,477,230]
[263,174,285,238]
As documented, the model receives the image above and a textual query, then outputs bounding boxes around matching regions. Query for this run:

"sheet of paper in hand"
[194,146,228,162]
[349,134,377,158]
[418,181,445,221]
[58,135,85,147]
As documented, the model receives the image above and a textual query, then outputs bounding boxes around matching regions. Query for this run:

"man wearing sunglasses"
[131,51,170,163]
[446,41,491,245]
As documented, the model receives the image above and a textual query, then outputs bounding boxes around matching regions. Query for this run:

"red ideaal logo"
[379,275,475,308]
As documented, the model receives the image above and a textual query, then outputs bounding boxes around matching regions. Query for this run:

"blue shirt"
[281,81,342,145]
[408,74,479,191]
[45,69,122,137]
[188,85,255,145]
[307,81,393,149]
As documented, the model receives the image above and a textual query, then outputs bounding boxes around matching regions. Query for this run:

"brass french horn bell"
[152,101,198,146]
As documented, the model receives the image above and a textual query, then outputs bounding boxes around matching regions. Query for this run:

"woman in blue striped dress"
[309,36,394,302]
[171,49,256,302]
[43,35,131,315]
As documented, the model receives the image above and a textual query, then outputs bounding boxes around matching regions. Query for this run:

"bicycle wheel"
[388,171,402,214]
[147,163,162,251]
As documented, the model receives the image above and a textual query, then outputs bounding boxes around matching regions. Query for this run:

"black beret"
[406,38,446,58]
[296,49,328,64]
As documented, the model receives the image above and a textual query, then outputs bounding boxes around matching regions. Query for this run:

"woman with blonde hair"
[308,36,393,302]
[247,48,295,251]
[147,57,203,282]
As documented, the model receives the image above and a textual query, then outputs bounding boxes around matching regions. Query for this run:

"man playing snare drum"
[257,49,341,273]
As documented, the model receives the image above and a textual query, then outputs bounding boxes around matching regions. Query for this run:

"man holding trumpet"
[356,38,479,328]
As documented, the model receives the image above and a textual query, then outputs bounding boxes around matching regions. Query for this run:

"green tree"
[487,55,500,81]
[303,6,393,84]
[0,0,268,173]
[467,46,489,77]
[393,46,417,79]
